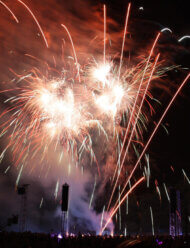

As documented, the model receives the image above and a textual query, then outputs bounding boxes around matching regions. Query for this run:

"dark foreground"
[0,232,189,248]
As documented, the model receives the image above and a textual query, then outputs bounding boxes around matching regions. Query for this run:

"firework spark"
[0,0,19,23]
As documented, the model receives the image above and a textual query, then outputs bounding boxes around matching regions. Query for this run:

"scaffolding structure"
[61,211,68,235]
[17,184,29,232]
[169,189,182,236]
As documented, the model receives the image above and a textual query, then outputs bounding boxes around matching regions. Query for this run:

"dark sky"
[0,0,189,234]
[102,0,189,35]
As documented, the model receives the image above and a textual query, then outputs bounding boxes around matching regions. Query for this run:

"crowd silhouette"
[0,232,189,248]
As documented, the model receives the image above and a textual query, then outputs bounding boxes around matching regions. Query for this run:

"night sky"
[0,0,189,234]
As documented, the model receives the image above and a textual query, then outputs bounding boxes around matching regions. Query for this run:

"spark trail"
[109,72,190,215]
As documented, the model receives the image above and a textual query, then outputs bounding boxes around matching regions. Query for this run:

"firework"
[0,15,162,168]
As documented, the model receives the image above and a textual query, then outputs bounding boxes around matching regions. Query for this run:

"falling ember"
[150,206,155,236]
[54,180,59,199]
[4,165,10,174]
[89,177,96,209]
[182,169,190,184]
[163,183,170,202]
[16,164,24,187]
[39,197,43,208]
[155,179,161,201]
[100,205,105,230]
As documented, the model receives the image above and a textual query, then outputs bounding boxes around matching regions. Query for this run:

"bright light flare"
[39,87,79,133]
[95,84,124,117]
[40,89,52,106]
[92,63,111,84]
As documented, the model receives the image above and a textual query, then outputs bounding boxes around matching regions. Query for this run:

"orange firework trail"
[100,176,145,234]
[118,2,131,80]
[0,0,19,23]
[108,72,190,216]
[108,36,161,209]
[103,4,106,66]
[61,24,81,82]
[17,0,49,48]
[111,32,160,186]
